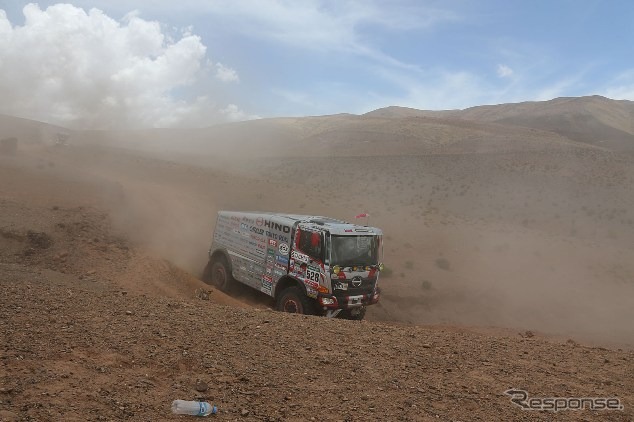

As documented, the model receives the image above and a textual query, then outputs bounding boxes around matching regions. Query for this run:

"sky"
[0,0,633,128]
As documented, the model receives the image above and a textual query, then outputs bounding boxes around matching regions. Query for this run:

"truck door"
[290,225,325,297]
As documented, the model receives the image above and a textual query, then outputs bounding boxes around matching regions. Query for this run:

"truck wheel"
[338,306,367,321]
[276,286,316,315]
[202,257,233,292]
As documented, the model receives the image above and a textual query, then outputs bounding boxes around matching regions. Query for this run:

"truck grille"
[332,275,376,297]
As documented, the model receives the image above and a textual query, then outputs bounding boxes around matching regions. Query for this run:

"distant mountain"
[366,96,634,150]
[0,114,69,144]
[362,106,451,119]
[3,96,632,157]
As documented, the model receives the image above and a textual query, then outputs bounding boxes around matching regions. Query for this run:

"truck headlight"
[333,265,341,274]
[319,297,336,305]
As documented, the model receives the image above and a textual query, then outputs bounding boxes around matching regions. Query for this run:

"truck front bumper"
[318,287,380,309]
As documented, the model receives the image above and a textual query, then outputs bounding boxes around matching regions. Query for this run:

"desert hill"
[68,96,634,163]
[2,96,634,420]
[4,96,633,157]
[0,113,69,144]
[367,95,634,150]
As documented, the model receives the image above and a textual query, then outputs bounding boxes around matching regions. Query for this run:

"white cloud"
[191,1,458,70]
[600,70,634,100]
[496,64,514,78]
[220,104,260,122]
[0,3,248,128]
[214,63,239,82]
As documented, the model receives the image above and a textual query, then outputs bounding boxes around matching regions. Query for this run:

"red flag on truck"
[355,213,370,219]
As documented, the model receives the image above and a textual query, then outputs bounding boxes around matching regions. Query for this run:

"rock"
[195,381,208,392]
[241,409,250,416]
[422,343,432,348]
[125,311,133,315]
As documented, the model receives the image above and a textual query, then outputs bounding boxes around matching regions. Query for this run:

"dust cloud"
[3,105,634,349]
[84,136,634,345]
[103,141,634,348]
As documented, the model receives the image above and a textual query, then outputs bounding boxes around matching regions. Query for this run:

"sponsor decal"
[263,220,291,233]
[250,234,266,243]
[256,217,264,226]
[305,278,319,289]
[268,239,278,247]
[267,248,276,256]
[276,255,289,266]
[261,276,273,294]
[275,263,287,271]
[273,269,286,277]
[267,231,288,242]
[334,282,348,291]
[278,242,289,256]
[291,250,308,263]
[265,266,272,275]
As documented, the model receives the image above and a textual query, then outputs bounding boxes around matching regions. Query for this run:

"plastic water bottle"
[171,400,217,416]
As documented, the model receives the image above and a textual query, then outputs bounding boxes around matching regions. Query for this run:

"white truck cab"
[203,211,384,319]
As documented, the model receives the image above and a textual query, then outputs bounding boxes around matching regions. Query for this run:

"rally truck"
[203,211,384,319]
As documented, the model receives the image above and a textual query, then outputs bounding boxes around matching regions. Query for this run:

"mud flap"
[325,309,342,318]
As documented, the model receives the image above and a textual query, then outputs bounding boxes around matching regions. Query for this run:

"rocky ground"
[1,262,633,422]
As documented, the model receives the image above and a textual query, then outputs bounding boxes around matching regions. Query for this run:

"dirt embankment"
[2,266,633,421]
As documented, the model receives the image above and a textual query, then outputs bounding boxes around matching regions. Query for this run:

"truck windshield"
[330,235,380,267]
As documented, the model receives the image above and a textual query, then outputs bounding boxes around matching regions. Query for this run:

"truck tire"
[276,286,316,315]
[338,306,367,321]
[202,256,233,292]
